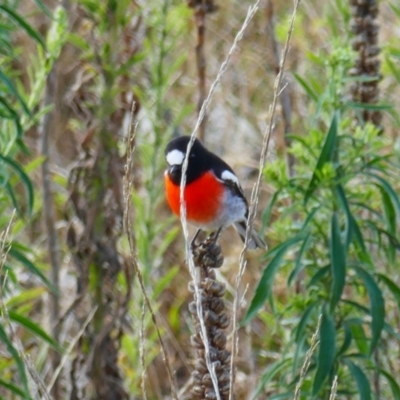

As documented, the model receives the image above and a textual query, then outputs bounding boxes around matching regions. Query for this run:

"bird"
[164,135,266,250]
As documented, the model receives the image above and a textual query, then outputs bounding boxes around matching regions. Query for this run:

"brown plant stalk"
[189,236,231,400]
[179,2,261,398]
[231,1,301,398]
[349,0,382,130]
[187,0,219,141]
[123,103,178,400]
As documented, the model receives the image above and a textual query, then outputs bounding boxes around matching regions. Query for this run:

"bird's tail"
[233,221,266,250]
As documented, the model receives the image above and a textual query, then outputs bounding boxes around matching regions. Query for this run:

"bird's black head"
[165,136,209,185]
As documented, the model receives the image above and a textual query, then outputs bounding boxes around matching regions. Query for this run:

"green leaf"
[345,101,392,111]
[288,232,312,286]
[345,360,371,400]
[380,369,400,400]
[243,233,305,325]
[304,112,338,205]
[0,69,31,116]
[364,172,400,216]
[8,245,57,293]
[0,5,45,49]
[0,377,27,399]
[337,322,352,356]
[349,318,369,355]
[252,358,292,399]
[260,190,280,236]
[312,308,335,395]
[8,311,62,352]
[307,265,329,288]
[333,183,353,249]
[0,154,34,216]
[0,95,24,139]
[294,302,317,344]
[0,324,30,398]
[379,186,397,262]
[353,266,385,355]
[294,73,318,102]
[377,273,400,309]
[330,212,346,312]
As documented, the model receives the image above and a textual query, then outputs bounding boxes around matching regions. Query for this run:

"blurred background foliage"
[0,0,400,399]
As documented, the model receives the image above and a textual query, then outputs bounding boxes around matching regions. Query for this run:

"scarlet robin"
[164,136,265,249]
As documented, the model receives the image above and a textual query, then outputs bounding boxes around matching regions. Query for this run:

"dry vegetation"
[1,0,400,399]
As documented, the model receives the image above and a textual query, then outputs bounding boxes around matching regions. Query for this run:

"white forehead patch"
[221,170,239,185]
[166,149,184,166]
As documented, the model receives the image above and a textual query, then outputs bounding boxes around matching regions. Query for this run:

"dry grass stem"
[329,375,338,400]
[181,4,261,399]
[47,306,97,393]
[293,314,321,400]
[140,302,148,400]
[230,1,301,397]
[123,102,178,399]
[0,212,51,400]
[187,0,219,140]
[178,2,261,398]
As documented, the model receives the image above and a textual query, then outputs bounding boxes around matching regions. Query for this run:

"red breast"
[165,171,224,224]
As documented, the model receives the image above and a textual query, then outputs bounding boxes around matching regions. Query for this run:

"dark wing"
[208,152,249,208]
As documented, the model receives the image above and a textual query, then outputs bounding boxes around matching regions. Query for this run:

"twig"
[293,315,321,400]
[123,102,178,399]
[0,212,52,400]
[230,1,301,398]
[265,0,295,177]
[179,2,262,398]
[328,375,338,400]
[140,302,148,400]
[189,0,219,141]
[40,47,62,400]
[47,307,97,392]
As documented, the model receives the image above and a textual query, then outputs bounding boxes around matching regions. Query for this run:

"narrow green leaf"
[0,154,33,216]
[304,112,338,205]
[380,369,400,400]
[0,69,31,116]
[377,273,400,309]
[294,73,318,102]
[0,325,30,398]
[385,55,400,84]
[312,308,335,395]
[4,182,23,218]
[364,172,400,216]
[252,358,292,399]
[260,190,280,236]
[243,233,305,325]
[0,5,45,49]
[333,184,353,249]
[349,319,369,355]
[345,101,392,111]
[345,360,371,400]
[337,322,352,356]
[8,311,62,352]
[8,245,57,293]
[34,0,54,18]
[353,266,385,355]
[0,377,27,398]
[330,212,346,312]
[379,186,397,262]
[288,232,312,285]
[307,265,329,288]
[294,302,317,343]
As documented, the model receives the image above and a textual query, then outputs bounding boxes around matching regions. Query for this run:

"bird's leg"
[191,229,202,249]
[209,227,222,248]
